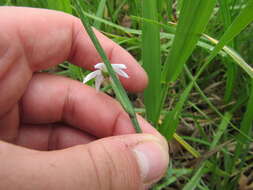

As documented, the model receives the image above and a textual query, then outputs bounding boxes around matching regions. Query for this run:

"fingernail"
[132,140,169,184]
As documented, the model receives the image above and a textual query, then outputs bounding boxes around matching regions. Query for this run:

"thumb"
[0,134,169,190]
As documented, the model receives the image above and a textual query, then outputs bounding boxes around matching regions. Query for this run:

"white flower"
[83,63,129,91]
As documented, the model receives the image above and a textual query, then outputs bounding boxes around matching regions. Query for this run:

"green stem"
[73,0,142,133]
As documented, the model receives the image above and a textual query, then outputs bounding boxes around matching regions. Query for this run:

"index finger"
[0,7,147,92]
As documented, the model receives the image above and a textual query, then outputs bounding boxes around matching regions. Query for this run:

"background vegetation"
[1,0,252,189]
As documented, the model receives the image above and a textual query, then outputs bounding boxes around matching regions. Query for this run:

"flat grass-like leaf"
[219,0,233,30]
[161,0,217,84]
[204,35,253,78]
[159,0,217,138]
[205,0,253,64]
[182,164,207,190]
[161,0,253,140]
[210,112,232,149]
[173,133,229,177]
[142,0,161,125]
[232,79,253,170]
[151,167,192,190]
[222,79,253,187]
[219,0,237,103]
[93,0,106,29]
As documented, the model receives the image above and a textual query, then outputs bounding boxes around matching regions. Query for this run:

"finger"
[0,7,147,115]
[71,28,148,92]
[0,134,169,190]
[17,115,160,151]
[0,104,19,142]
[21,74,162,139]
[17,124,96,151]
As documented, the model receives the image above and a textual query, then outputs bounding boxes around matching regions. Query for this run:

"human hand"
[0,7,169,190]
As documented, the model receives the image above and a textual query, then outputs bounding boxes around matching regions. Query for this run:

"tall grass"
[142,0,161,125]
[159,0,217,139]
[2,0,253,189]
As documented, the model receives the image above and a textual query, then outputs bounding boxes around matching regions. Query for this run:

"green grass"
[2,0,253,189]
[142,0,161,125]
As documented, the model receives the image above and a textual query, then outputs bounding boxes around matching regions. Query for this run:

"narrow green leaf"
[219,0,233,30]
[219,0,237,103]
[142,0,161,125]
[232,79,253,170]
[73,0,142,133]
[162,0,217,83]
[184,66,251,140]
[151,167,192,190]
[210,112,232,149]
[159,0,217,136]
[205,0,253,65]
[173,133,229,177]
[93,0,106,29]
[182,164,207,190]
[204,35,253,78]
[112,0,128,22]
[160,1,253,139]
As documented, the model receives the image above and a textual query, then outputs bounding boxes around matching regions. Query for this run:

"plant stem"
[73,0,142,133]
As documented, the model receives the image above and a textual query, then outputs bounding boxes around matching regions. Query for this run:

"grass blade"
[232,79,253,169]
[161,1,253,139]
[73,0,142,133]
[161,0,217,84]
[219,0,237,103]
[158,0,217,137]
[222,78,253,187]
[210,112,232,149]
[205,0,253,65]
[93,0,106,29]
[182,164,207,190]
[204,34,253,78]
[142,0,161,125]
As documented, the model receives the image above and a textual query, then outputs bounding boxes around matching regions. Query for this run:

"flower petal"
[112,64,127,70]
[83,70,101,83]
[114,68,129,78]
[94,63,105,70]
[95,73,104,91]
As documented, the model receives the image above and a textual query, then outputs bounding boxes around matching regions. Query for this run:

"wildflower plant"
[73,0,142,133]
[83,63,129,91]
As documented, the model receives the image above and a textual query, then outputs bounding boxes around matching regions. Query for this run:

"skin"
[0,7,169,190]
